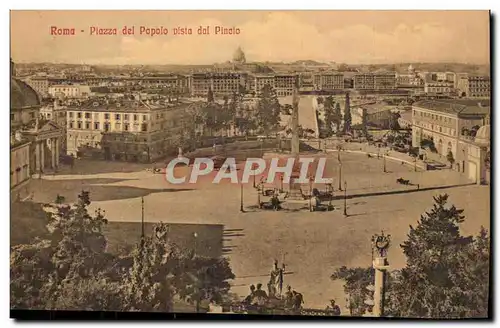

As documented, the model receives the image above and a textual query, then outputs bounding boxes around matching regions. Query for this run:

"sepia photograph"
[9,9,491,320]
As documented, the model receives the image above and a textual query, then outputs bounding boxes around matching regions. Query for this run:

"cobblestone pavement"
[27,153,490,311]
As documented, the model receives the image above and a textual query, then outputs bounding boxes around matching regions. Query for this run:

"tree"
[207,87,214,103]
[361,108,368,137]
[122,222,176,312]
[343,104,352,135]
[389,112,401,132]
[331,266,374,316]
[323,96,336,137]
[446,151,455,168]
[11,191,114,310]
[334,102,342,135]
[256,84,281,136]
[172,252,235,312]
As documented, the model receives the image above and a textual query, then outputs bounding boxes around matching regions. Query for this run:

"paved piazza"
[28,152,490,310]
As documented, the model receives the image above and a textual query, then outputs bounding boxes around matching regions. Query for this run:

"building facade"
[456,75,490,98]
[11,66,64,196]
[313,72,345,90]
[412,99,490,183]
[354,72,397,90]
[49,84,92,99]
[190,73,247,97]
[424,80,454,95]
[66,97,190,162]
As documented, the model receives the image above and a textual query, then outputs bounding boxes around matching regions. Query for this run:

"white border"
[3,2,497,328]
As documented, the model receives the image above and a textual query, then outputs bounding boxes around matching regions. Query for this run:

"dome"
[232,47,246,64]
[474,125,490,146]
[11,78,41,109]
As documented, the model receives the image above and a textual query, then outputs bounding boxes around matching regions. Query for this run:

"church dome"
[474,125,490,146]
[11,78,41,109]
[233,47,246,64]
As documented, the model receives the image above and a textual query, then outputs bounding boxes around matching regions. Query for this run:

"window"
[115,114,121,120]
[77,122,82,129]
[104,123,110,132]
[142,115,147,121]
[85,122,90,129]
[124,124,129,131]
[104,113,110,120]
[77,112,82,119]
[134,114,138,121]
[141,123,148,132]
[69,112,74,118]
[69,122,73,128]
[84,113,91,119]
[124,114,129,121]
[94,122,100,130]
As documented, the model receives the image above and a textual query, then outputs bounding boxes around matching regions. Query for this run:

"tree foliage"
[331,194,490,318]
[11,192,236,312]
[256,84,281,136]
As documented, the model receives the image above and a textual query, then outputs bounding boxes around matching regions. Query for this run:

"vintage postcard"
[10,10,491,319]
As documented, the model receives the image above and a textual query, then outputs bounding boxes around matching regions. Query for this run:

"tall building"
[274,73,298,97]
[354,72,396,90]
[313,72,345,90]
[412,99,490,183]
[190,73,247,97]
[66,97,191,162]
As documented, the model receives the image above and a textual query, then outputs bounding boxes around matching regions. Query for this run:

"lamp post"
[257,188,261,208]
[343,181,347,217]
[383,153,387,173]
[309,176,313,212]
[414,156,417,172]
[253,172,256,188]
[280,174,284,193]
[240,183,244,212]
[338,163,342,191]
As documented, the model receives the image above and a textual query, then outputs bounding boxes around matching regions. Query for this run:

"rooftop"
[413,99,490,116]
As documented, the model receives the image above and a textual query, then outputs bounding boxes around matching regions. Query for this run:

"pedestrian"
[326,299,341,316]
[253,283,268,306]
[244,284,256,304]
[292,290,304,311]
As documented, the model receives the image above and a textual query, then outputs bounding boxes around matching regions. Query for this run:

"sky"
[10,10,490,65]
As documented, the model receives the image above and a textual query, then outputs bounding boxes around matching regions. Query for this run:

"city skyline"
[11,10,490,66]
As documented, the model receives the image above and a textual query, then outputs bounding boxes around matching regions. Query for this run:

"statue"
[268,259,285,298]
[371,231,391,258]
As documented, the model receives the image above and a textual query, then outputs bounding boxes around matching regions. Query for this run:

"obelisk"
[291,85,300,155]
[288,83,304,199]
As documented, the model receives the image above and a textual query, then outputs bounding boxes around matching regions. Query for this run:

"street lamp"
[414,157,417,172]
[240,183,244,212]
[257,188,261,208]
[338,163,342,191]
[309,176,313,212]
[383,153,387,173]
[193,232,198,257]
[343,181,348,217]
